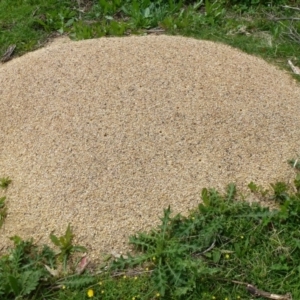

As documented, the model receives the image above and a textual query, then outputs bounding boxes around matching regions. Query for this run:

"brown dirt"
[0,35,300,262]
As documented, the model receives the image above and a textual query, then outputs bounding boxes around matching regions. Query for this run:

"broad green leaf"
[248,181,258,192]
[212,250,221,263]
[21,270,41,295]
[144,7,150,18]
[65,223,73,244]
[201,188,209,206]
[9,235,23,246]
[226,183,236,201]
[50,233,60,247]
[8,275,21,296]
[0,196,6,208]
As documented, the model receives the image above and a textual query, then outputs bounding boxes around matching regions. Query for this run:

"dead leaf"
[44,264,59,277]
[111,250,128,259]
[76,253,89,274]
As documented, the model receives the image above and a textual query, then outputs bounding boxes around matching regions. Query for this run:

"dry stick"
[288,60,300,75]
[284,27,300,44]
[90,265,154,278]
[110,268,153,278]
[281,5,300,12]
[269,17,300,21]
[31,7,39,17]
[145,28,166,33]
[200,239,216,255]
[266,10,300,22]
[266,13,300,44]
[231,280,292,300]
[190,239,216,258]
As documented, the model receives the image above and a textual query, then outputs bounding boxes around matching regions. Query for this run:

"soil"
[0,35,300,262]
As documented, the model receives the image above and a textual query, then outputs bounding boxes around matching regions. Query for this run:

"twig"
[283,26,300,44]
[269,17,300,21]
[191,239,216,257]
[110,268,153,278]
[288,60,300,75]
[266,9,300,22]
[246,284,292,300]
[200,239,216,255]
[145,28,165,33]
[281,5,300,12]
[32,6,39,17]
[231,280,292,300]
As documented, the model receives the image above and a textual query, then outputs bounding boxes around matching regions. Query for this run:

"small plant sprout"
[0,196,7,228]
[1,0,300,298]
[0,177,12,189]
[50,223,87,272]
[288,157,300,170]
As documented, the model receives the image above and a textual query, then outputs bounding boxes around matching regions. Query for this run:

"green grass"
[1,168,300,299]
[1,0,300,299]
[0,0,76,55]
[1,0,300,75]
[0,177,11,229]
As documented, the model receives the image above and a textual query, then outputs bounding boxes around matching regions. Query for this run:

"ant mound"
[0,35,300,260]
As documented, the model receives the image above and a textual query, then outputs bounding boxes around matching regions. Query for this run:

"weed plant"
[0,196,7,229]
[0,177,11,228]
[1,167,300,299]
[50,224,87,273]
[0,177,11,189]
[1,0,300,298]
[109,179,300,299]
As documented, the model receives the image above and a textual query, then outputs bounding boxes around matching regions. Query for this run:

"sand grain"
[0,35,300,260]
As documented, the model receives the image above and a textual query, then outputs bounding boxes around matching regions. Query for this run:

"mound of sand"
[0,35,300,261]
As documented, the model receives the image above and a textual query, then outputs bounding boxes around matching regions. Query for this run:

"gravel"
[0,35,300,262]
